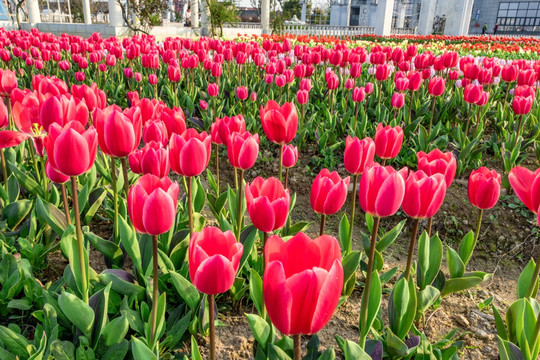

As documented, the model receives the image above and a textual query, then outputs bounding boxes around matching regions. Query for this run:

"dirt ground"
[40,143,539,359]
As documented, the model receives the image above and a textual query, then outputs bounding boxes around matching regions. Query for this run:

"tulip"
[134,73,142,82]
[509,166,540,297]
[129,141,170,178]
[260,100,298,180]
[207,83,219,97]
[402,171,447,278]
[417,148,457,191]
[311,168,350,236]
[427,76,446,131]
[170,128,211,236]
[128,173,178,346]
[227,131,259,171]
[390,92,405,110]
[236,86,248,101]
[245,177,290,233]
[143,119,168,147]
[264,232,343,360]
[297,89,308,105]
[199,100,208,111]
[374,123,403,162]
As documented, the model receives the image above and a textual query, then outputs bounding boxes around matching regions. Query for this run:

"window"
[496,1,540,33]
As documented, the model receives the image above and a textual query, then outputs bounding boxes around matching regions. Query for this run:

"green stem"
[188,176,194,238]
[215,144,220,195]
[120,157,130,196]
[284,167,289,190]
[404,218,420,279]
[527,250,540,299]
[236,169,244,241]
[429,97,436,133]
[426,217,433,238]
[209,294,216,360]
[348,174,359,254]
[278,144,283,181]
[359,216,380,348]
[150,234,159,348]
[0,149,7,194]
[111,157,119,243]
[319,213,326,237]
[71,177,88,304]
[28,139,41,183]
[474,208,483,243]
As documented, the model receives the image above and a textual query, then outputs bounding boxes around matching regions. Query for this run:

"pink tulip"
[227,131,259,170]
[359,165,407,218]
[310,168,350,215]
[169,128,211,177]
[245,177,291,232]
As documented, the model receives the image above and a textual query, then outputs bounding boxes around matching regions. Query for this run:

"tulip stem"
[404,218,420,279]
[188,176,194,238]
[348,174,359,254]
[120,157,130,196]
[353,102,359,134]
[428,97,436,134]
[293,334,302,360]
[426,217,433,237]
[27,139,41,183]
[526,236,540,299]
[0,149,7,194]
[234,168,238,191]
[320,214,326,236]
[71,176,88,304]
[515,115,525,148]
[359,216,380,348]
[465,105,472,137]
[408,91,414,125]
[209,294,216,360]
[61,183,71,225]
[215,144,220,195]
[236,170,244,241]
[150,234,159,349]
[474,208,483,243]
[111,157,119,244]
[278,145,283,181]
[284,168,289,190]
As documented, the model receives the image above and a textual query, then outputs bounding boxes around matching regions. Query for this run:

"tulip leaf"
[417,285,440,314]
[8,161,44,197]
[385,329,409,358]
[89,282,111,347]
[190,335,203,360]
[131,336,157,360]
[102,316,129,347]
[517,258,538,299]
[446,247,465,279]
[145,293,166,347]
[249,268,264,316]
[36,196,69,236]
[99,270,145,300]
[388,277,417,340]
[58,290,95,335]
[417,232,442,290]
[101,340,129,360]
[441,274,490,297]
[170,271,200,311]
[335,335,371,360]
[193,177,206,213]
[238,226,257,273]
[376,220,405,253]
[338,214,350,252]
[7,175,18,203]
[497,336,525,360]
[50,340,76,360]
[0,325,30,357]
[85,230,122,263]
[493,305,508,340]
[318,348,336,360]
[60,225,89,297]
[118,216,143,276]
[2,199,32,229]
[246,314,271,349]
[359,270,381,340]
[458,231,475,266]
[268,344,292,360]
[84,188,107,224]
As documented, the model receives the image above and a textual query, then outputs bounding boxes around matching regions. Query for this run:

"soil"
[40,143,539,359]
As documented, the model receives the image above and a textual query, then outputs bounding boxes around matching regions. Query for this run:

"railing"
[223,22,261,29]
[391,27,417,35]
[283,24,375,38]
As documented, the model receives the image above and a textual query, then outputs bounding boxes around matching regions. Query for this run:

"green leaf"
[58,291,95,335]
[36,196,68,236]
[50,340,75,360]
[446,247,465,279]
[517,259,538,299]
[2,199,32,229]
[238,226,257,272]
[386,329,409,358]
[458,231,475,266]
[497,336,525,360]
[102,316,129,347]
[441,274,490,297]
[268,344,292,360]
[246,314,271,349]
[146,293,166,347]
[338,214,350,252]
[89,282,111,346]
[335,335,371,360]
[249,268,264,316]
[376,220,405,252]
[417,286,440,314]
[417,232,442,290]
[86,231,122,262]
[388,277,417,339]
[8,161,44,197]
[0,325,30,357]
[101,340,129,360]
[493,305,508,340]
[118,216,143,276]
[318,348,336,360]
[131,337,157,360]
[190,335,203,360]
[359,270,381,340]
[60,225,89,297]
[98,270,145,300]
[170,271,200,311]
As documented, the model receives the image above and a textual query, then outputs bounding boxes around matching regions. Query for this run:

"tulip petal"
[264,261,292,335]
[194,254,236,294]
[310,260,344,334]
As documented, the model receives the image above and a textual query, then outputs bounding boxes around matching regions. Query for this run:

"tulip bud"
[282,144,298,168]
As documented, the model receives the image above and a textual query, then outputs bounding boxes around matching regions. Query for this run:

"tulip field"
[3,28,540,360]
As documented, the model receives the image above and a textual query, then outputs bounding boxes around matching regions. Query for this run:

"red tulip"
[148,74,158,85]
[297,90,309,105]
[169,128,211,177]
[45,161,69,184]
[189,227,243,294]
[365,82,374,94]
[395,77,409,92]
[44,121,97,176]
[428,76,446,96]
[391,92,405,109]
[513,96,533,115]
[159,106,186,138]
[217,115,246,145]
[374,123,403,160]
[0,69,17,95]
[129,141,170,178]
[417,149,457,187]
[0,130,29,149]
[299,79,312,92]
[128,174,179,235]
[375,64,391,81]
[508,166,540,214]
[208,83,219,97]
[344,136,375,175]
[227,131,259,170]
[310,168,350,215]
[94,106,142,157]
[282,144,298,168]
[402,171,446,219]
[359,165,407,218]
[326,72,339,89]
[276,75,286,88]
[245,177,290,232]
[199,100,208,111]
[468,167,501,210]
[264,232,343,335]
[502,65,518,83]
[167,65,181,82]
[352,87,366,102]
[518,69,536,86]
[143,119,168,147]
[407,71,422,91]
[260,100,298,145]
[236,86,248,100]
[463,84,483,104]
[0,97,8,129]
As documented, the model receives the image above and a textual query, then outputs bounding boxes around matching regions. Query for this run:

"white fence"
[283,24,375,37]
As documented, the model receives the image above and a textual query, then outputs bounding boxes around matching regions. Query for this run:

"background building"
[469,0,540,35]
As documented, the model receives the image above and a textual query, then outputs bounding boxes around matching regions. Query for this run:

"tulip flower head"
[310,168,350,215]
[245,177,291,232]
[402,171,447,219]
[508,166,540,214]
[169,128,211,177]
[374,123,404,160]
[260,100,298,145]
[227,131,259,170]
[417,149,457,187]
[344,136,375,175]
[359,165,407,218]
[282,144,299,168]
[468,167,501,210]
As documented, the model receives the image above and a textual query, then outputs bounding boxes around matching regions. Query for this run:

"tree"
[282,0,300,20]
[117,0,169,34]
[206,0,238,37]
